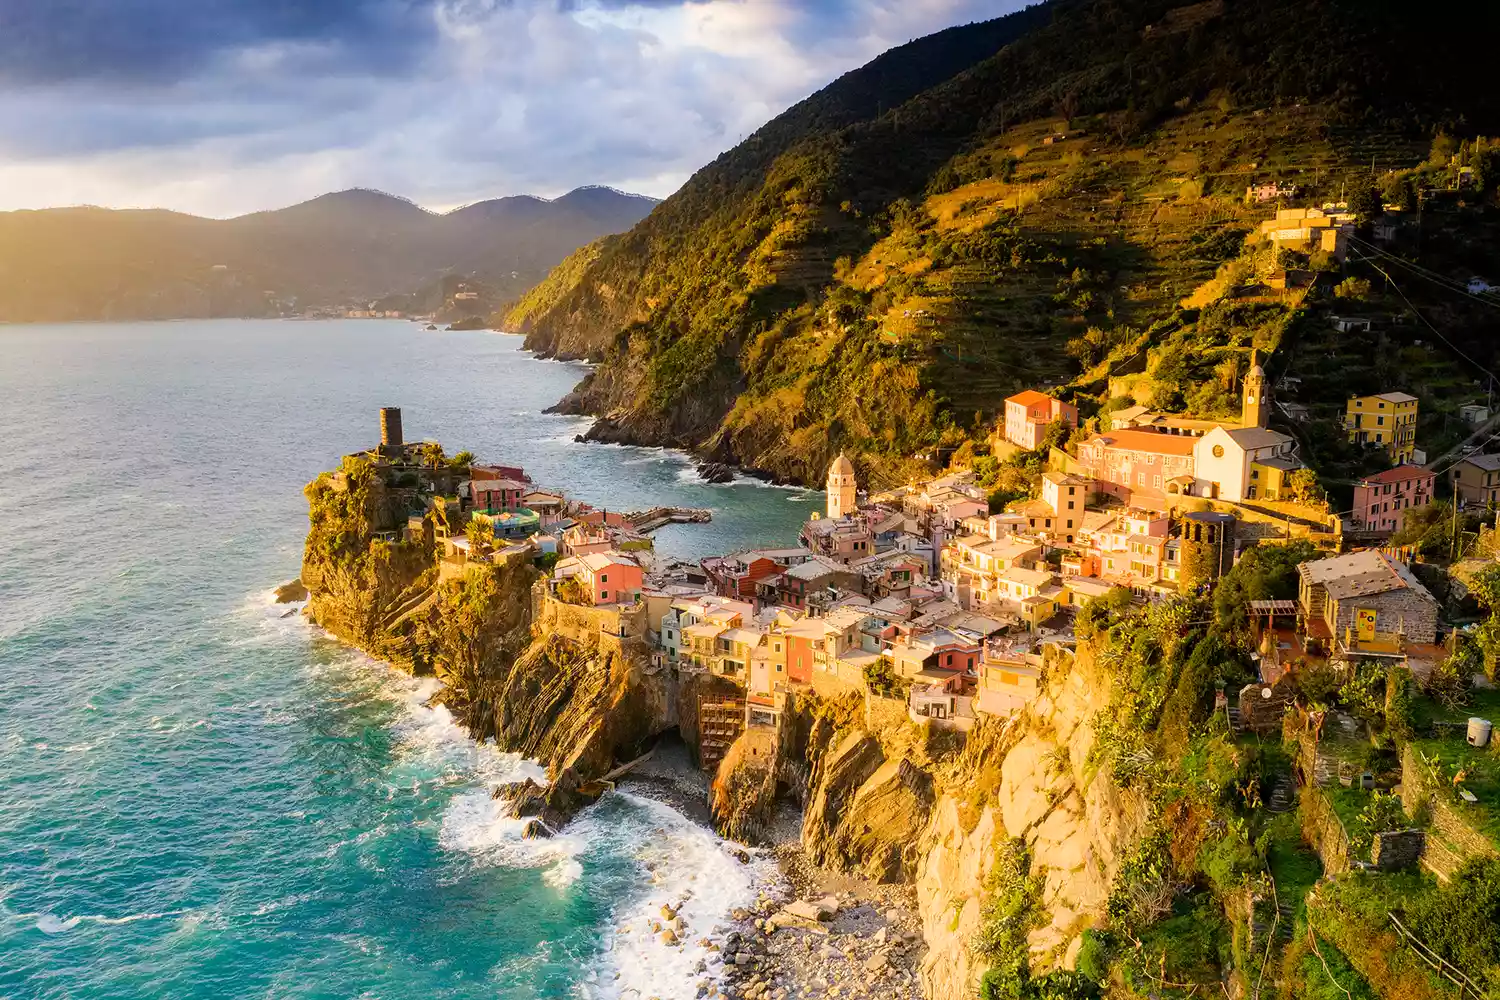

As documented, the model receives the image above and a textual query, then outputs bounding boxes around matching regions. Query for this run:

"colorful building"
[1352,466,1435,534]
[1345,392,1418,464]
[1003,390,1079,451]
[1450,453,1500,506]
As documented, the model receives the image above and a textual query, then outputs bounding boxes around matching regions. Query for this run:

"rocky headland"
[295,449,1162,1000]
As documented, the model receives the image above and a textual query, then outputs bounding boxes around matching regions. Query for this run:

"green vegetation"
[507,0,1500,486]
[976,839,1053,1000]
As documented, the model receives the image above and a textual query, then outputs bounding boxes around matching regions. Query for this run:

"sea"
[0,320,819,1000]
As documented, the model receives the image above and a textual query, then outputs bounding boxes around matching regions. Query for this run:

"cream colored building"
[1192,426,1301,502]
[826,453,857,519]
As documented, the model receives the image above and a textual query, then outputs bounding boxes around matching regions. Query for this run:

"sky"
[0,0,1022,218]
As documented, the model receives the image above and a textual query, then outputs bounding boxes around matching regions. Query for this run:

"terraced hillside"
[507,0,1500,487]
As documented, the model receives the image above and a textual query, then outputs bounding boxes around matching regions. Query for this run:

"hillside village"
[311,371,1500,999]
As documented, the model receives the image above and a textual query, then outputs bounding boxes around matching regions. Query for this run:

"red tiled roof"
[1006,390,1056,408]
[1089,429,1199,456]
[1360,465,1434,485]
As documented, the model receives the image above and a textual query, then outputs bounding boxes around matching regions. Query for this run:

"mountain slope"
[0,187,658,322]
[508,0,1500,487]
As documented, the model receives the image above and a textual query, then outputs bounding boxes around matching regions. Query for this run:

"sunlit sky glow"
[0,0,1023,217]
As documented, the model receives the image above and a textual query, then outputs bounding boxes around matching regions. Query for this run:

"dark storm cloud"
[0,0,444,83]
[0,0,1022,215]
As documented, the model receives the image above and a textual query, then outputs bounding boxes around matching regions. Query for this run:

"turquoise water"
[0,321,807,1000]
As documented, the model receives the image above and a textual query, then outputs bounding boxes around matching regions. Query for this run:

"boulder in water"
[696,462,735,484]
[273,579,309,603]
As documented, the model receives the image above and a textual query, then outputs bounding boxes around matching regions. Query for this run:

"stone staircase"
[1227,705,1245,735]
[1275,901,1296,943]
[1267,774,1296,814]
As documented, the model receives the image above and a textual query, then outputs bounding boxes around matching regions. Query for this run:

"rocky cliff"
[299,458,670,828]
[915,644,1149,1000]
[711,643,1148,1000]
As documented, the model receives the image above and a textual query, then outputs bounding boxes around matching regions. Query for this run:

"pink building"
[471,478,526,512]
[470,463,529,482]
[1003,391,1079,451]
[577,552,643,606]
[1353,465,1436,534]
[1076,429,1197,502]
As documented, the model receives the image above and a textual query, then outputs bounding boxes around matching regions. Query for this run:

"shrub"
[1406,856,1500,987]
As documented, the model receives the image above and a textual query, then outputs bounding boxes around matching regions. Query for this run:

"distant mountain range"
[0,186,658,322]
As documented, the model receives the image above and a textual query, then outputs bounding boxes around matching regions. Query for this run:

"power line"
[1348,237,1500,312]
[1357,258,1499,385]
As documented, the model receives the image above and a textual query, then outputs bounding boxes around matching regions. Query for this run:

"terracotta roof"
[1088,429,1198,456]
[1360,464,1434,485]
[1006,389,1056,408]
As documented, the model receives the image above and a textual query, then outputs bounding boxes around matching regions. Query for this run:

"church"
[1080,353,1304,503]
[825,452,857,519]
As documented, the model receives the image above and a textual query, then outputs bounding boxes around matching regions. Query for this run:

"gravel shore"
[618,744,928,1000]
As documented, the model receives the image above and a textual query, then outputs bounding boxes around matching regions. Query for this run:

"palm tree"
[450,450,476,469]
[420,441,446,469]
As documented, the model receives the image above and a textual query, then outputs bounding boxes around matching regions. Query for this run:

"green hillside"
[508,0,1500,487]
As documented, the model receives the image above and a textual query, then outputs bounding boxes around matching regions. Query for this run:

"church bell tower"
[1242,351,1270,428]
[826,453,857,520]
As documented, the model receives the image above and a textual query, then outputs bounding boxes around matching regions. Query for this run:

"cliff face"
[300,461,670,823]
[711,643,1148,1000]
[915,645,1149,1000]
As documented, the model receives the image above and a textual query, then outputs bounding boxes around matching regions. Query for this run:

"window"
[1212,445,1225,458]
[1068,500,1075,510]
[1153,476,1162,489]
[600,590,609,601]
[600,573,608,583]
[1377,416,1385,426]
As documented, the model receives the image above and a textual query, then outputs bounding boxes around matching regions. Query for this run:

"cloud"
[0,0,1022,217]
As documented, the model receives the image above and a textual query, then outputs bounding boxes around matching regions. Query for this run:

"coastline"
[287,586,925,1000]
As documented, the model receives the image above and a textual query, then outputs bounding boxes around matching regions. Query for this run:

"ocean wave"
[438,787,587,887]
[35,909,184,934]
[579,791,778,1000]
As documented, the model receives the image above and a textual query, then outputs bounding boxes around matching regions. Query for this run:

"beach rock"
[696,462,735,484]
[660,929,679,946]
[494,777,549,818]
[273,579,309,603]
[520,818,552,839]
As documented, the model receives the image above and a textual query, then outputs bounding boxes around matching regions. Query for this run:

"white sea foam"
[35,910,182,934]
[438,787,587,888]
[578,791,778,1000]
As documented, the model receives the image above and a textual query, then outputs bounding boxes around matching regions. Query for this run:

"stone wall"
[1401,743,1499,880]
[865,693,909,733]
[1300,784,1351,875]
[532,592,647,660]
[1330,585,1438,645]
[1370,829,1425,870]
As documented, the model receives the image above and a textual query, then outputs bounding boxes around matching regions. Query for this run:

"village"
[353,332,1475,779]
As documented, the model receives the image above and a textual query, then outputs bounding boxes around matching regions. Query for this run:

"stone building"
[1297,550,1439,647]
[826,453,857,519]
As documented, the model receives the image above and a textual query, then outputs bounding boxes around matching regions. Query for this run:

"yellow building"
[1345,392,1418,463]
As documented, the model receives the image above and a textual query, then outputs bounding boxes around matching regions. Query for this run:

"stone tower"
[826,453,857,520]
[1242,351,1270,428]
[379,407,404,456]
[1179,510,1238,590]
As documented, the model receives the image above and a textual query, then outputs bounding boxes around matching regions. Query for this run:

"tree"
[1348,185,1382,224]
[1468,564,1500,679]
[420,441,447,469]
[1286,468,1328,510]
[466,516,494,556]
[1335,276,1372,300]
[1212,540,1319,632]
[449,450,476,468]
